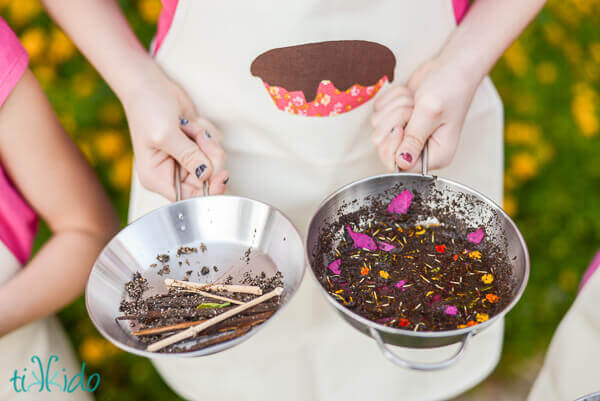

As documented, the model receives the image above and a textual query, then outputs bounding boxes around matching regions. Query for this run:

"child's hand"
[122,69,228,200]
[371,58,479,172]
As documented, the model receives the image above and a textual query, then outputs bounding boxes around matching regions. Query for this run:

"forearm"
[40,0,160,102]
[0,230,110,335]
[439,0,546,85]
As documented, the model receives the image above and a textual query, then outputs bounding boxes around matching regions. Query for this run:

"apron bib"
[0,243,92,400]
[129,1,505,400]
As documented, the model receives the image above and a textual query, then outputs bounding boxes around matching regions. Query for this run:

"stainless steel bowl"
[86,168,305,358]
[576,392,600,401]
[306,148,529,370]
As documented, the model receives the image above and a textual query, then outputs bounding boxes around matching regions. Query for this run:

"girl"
[0,17,119,400]
[42,0,545,400]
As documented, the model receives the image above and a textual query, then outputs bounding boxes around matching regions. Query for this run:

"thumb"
[395,105,440,170]
[162,129,213,182]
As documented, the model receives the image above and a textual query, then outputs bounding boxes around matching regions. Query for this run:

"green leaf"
[196,302,231,309]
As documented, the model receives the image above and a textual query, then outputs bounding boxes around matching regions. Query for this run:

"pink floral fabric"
[263,77,387,117]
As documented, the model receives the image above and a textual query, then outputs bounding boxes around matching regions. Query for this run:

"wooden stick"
[165,279,262,295]
[147,287,282,352]
[132,311,275,337]
[175,289,245,305]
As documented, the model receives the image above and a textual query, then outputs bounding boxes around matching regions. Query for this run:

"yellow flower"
[562,39,583,64]
[32,64,56,88]
[8,0,42,26]
[571,83,599,137]
[481,274,494,284]
[476,313,489,323]
[468,251,482,260]
[503,40,529,77]
[138,0,162,23]
[19,27,46,62]
[47,28,76,64]
[379,270,390,279]
[590,43,600,64]
[503,195,518,217]
[99,102,124,125]
[536,62,558,85]
[510,153,539,181]
[542,23,565,47]
[505,121,541,146]
[79,337,108,366]
[70,72,97,98]
[78,141,95,165]
[93,130,126,161]
[110,153,133,191]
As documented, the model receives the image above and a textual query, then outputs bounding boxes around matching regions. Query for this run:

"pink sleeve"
[0,17,28,107]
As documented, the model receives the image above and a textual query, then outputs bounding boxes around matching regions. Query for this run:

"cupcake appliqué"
[251,40,396,117]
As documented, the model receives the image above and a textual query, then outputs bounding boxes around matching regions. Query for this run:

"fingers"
[395,96,442,170]
[377,123,405,171]
[159,127,214,183]
[371,106,412,145]
[181,119,226,173]
[374,86,413,112]
[208,170,229,195]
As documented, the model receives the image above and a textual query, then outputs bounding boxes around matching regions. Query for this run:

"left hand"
[371,57,480,172]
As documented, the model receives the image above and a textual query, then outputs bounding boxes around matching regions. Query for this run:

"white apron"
[0,242,92,400]
[527,269,600,401]
[130,1,505,400]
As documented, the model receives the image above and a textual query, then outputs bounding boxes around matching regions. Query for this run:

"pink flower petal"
[328,259,341,275]
[467,228,485,244]
[394,280,407,288]
[444,305,458,315]
[432,294,442,303]
[346,226,377,250]
[387,190,413,214]
[378,241,396,251]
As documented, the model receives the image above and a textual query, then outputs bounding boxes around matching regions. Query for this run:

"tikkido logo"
[9,355,100,393]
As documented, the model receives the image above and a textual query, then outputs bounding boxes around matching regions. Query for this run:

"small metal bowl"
[86,167,306,358]
[306,148,529,371]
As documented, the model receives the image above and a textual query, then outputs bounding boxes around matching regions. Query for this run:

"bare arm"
[40,0,228,199]
[372,0,546,171]
[0,70,120,335]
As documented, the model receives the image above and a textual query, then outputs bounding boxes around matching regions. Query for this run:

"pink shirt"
[154,0,470,55]
[0,17,38,264]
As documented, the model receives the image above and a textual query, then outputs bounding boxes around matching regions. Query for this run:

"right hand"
[122,67,228,200]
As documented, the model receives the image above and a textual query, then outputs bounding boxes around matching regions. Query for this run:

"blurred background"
[1,0,599,400]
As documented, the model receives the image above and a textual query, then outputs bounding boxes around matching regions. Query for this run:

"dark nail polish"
[179,117,189,126]
[399,152,413,163]
[223,177,230,185]
[195,164,207,178]
[390,127,396,135]
[204,130,212,139]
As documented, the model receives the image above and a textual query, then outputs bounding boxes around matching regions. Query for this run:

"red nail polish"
[399,152,413,163]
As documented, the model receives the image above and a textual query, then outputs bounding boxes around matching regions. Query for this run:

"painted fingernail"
[398,152,413,163]
[195,164,207,178]
[179,117,189,126]
[223,177,230,185]
[204,130,212,139]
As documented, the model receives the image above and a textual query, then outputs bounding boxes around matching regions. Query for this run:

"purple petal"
[346,226,377,250]
[394,280,407,288]
[467,228,485,244]
[387,190,414,214]
[328,259,341,275]
[378,241,396,251]
[376,317,393,324]
[444,305,458,315]
[432,294,442,303]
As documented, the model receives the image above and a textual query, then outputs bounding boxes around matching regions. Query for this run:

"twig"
[131,311,275,337]
[175,289,245,305]
[165,279,262,295]
[147,287,282,352]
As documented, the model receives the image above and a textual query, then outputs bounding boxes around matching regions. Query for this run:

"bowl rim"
[305,172,530,340]
[85,194,307,358]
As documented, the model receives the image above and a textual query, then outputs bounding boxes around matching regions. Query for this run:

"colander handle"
[369,327,472,371]
[174,164,209,202]
[395,141,429,176]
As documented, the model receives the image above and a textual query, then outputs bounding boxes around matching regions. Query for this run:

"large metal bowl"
[86,170,305,358]
[306,152,529,371]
